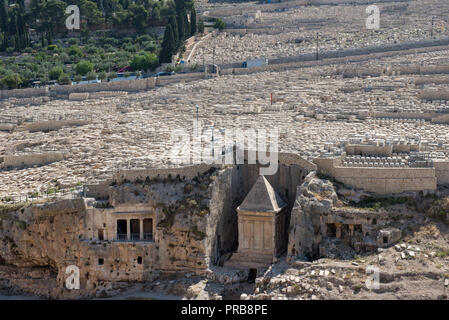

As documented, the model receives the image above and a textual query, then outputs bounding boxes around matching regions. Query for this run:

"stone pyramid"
[238,175,286,213]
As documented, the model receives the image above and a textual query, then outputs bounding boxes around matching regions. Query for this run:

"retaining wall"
[0,152,66,169]
[314,157,438,194]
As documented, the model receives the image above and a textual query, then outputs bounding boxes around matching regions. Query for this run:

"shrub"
[47,44,58,51]
[85,71,97,80]
[49,66,64,80]
[1,73,23,89]
[190,63,199,71]
[75,60,94,75]
[130,53,159,72]
[68,45,83,57]
[84,45,98,54]
[137,35,152,43]
[107,72,117,80]
[98,71,107,80]
[165,64,175,72]
[68,38,79,45]
[58,73,71,85]
[198,20,205,34]
[213,18,225,30]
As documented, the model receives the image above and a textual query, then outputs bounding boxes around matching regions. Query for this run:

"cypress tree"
[190,7,196,36]
[182,9,189,39]
[0,0,8,50]
[174,0,184,14]
[168,15,179,48]
[198,20,204,34]
[176,12,185,42]
[0,0,8,32]
[159,24,176,63]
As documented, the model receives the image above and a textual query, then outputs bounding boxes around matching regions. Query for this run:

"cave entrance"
[98,229,104,241]
[326,223,336,237]
[116,219,127,240]
[247,268,257,283]
[130,219,140,240]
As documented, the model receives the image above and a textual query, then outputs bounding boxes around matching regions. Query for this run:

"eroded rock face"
[287,173,338,261]
[0,199,89,298]
[0,167,239,298]
[287,173,409,262]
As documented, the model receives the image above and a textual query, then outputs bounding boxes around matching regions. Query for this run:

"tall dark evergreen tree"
[159,24,176,63]
[168,14,179,48]
[190,7,196,36]
[182,9,189,39]
[0,0,8,32]
[198,19,204,34]
[175,0,193,14]
[0,0,8,50]
[8,7,17,50]
[176,11,185,42]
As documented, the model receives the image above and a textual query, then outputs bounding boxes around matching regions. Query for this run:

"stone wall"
[434,161,449,185]
[0,152,66,169]
[419,89,449,101]
[17,120,90,133]
[345,144,393,157]
[0,72,208,100]
[113,164,221,185]
[49,78,156,96]
[0,87,49,99]
[314,158,437,194]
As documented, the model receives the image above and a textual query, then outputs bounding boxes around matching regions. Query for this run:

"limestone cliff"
[0,166,239,298]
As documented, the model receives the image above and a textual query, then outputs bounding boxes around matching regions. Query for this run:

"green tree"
[1,73,22,89]
[128,3,148,34]
[0,0,9,50]
[38,0,66,44]
[175,0,193,14]
[198,19,204,34]
[98,71,107,81]
[182,9,190,39]
[159,24,175,63]
[85,71,97,80]
[213,18,225,31]
[49,65,64,80]
[75,60,94,76]
[151,5,161,23]
[103,0,119,24]
[176,11,185,42]
[0,0,8,33]
[68,45,83,57]
[130,52,158,72]
[58,73,70,84]
[190,7,196,36]
[107,71,117,80]
[168,15,179,48]
[80,1,103,28]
